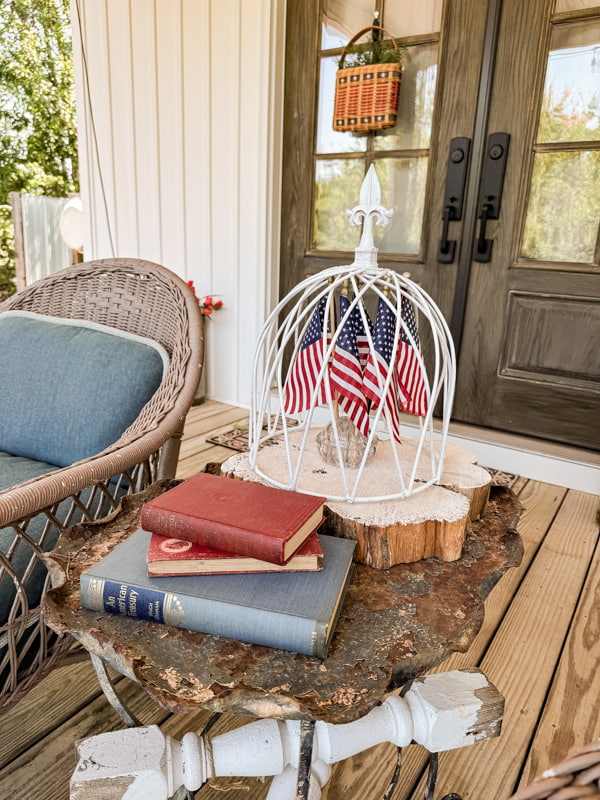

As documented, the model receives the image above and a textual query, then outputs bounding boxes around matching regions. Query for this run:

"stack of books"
[79,473,355,658]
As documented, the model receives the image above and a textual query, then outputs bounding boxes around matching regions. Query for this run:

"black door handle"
[475,203,494,261]
[438,204,456,263]
[437,137,471,263]
[473,132,510,263]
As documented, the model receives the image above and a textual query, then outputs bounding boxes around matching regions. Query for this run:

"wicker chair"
[0,258,204,712]
[509,739,600,799]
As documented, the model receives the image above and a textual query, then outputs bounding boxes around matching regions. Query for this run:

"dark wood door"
[453,1,600,449]
[280,0,600,450]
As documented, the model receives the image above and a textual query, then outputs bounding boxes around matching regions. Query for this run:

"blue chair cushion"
[0,311,169,468]
[0,451,61,623]
[0,450,59,491]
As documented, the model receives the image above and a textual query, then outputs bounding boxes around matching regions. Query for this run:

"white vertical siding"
[70,0,286,406]
[181,0,211,286]
[69,1,92,256]
[130,1,161,261]
[155,1,186,272]
[71,0,118,258]
[238,0,271,404]
[208,1,241,404]
[106,1,138,256]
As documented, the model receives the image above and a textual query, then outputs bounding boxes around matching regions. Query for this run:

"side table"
[43,480,523,799]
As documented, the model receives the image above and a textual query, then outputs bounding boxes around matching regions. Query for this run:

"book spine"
[140,506,286,565]
[79,574,328,658]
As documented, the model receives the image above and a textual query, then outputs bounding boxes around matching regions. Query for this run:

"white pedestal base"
[70,669,503,800]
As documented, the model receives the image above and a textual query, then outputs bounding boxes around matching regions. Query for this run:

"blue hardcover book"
[80,529,355,658]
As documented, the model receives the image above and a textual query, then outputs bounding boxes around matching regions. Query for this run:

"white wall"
[70,0,286,405]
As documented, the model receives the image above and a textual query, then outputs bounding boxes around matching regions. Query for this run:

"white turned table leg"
[70,668,504,800]
[266,762,331,800]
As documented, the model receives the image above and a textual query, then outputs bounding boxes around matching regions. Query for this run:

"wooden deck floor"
[1,400,599,800]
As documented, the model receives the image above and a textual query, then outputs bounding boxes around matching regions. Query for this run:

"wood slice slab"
[220,433,492,567]
[325,486,469,566]
[436,441,492,520]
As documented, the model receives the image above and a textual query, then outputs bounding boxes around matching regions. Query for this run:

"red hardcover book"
[140,472,326,565]
[146,530,325,577]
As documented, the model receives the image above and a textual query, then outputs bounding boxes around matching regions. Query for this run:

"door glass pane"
[554,0,600,12]
[383,0,443,37]
[372,157,428,254]
[522,150,600,262]
[315,1,442,256]
[321,0,374,48]
[312,159,364,250]
[322,0,442,47]
[538,20,600,143]
[316,56,368,154]
[374,43,438,151]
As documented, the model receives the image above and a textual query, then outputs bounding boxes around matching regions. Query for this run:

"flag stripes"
[283,292,428,437]
[329,294,370,437]
[398,296,429,417]
[362,296,407,442]
[283,297,329,414]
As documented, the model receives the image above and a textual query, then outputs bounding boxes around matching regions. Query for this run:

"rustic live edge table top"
[43,480,523,725]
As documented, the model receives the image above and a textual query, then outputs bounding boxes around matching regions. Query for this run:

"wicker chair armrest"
[0,424,173,528]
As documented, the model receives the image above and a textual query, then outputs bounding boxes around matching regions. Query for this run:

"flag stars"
[400,297,420,346]
[302,304,326,350]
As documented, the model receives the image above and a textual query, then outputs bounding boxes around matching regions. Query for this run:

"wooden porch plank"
[517,503,600,785]
[195,774,271,798]
[183,401,249,437]
[178,415,248,461]
[177,401,250,478]
[410,488,600,800]
[511,475,529,494]
[0,677,170,800]
[185,398,229,422]
[0,658,104,769]
[177,444,246,479]
[325,479,567,800]
[182,409,249,441]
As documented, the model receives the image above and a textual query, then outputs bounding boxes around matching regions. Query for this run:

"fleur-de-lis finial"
[346,164,393,267]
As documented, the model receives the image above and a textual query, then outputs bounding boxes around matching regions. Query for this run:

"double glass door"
[280,0,600,449]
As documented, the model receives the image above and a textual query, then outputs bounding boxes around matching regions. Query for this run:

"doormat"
[485,469,521,489]
[206,426,521,488]
[205,419,298,453]
[206,425,252,452]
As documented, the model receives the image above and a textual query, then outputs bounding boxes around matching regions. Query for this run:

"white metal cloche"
[249,166,456,503]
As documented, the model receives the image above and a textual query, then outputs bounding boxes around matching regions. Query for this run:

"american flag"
[397,296,429,417]
[362,296,407,442]
[330,294,370,437]
[284,297,329,414]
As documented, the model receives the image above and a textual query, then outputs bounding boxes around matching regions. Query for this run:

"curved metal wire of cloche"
[249,166,456,503]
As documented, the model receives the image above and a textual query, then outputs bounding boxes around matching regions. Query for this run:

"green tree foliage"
[523,86,600,263]
[0,0,78,299]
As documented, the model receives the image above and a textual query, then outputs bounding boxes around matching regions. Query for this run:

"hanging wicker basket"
[333,25,401,133]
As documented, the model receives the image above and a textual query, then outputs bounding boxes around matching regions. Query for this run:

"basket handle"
[339,26,399,68]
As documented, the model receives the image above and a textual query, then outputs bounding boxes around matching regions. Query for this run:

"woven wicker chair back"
[0,258,204,712]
